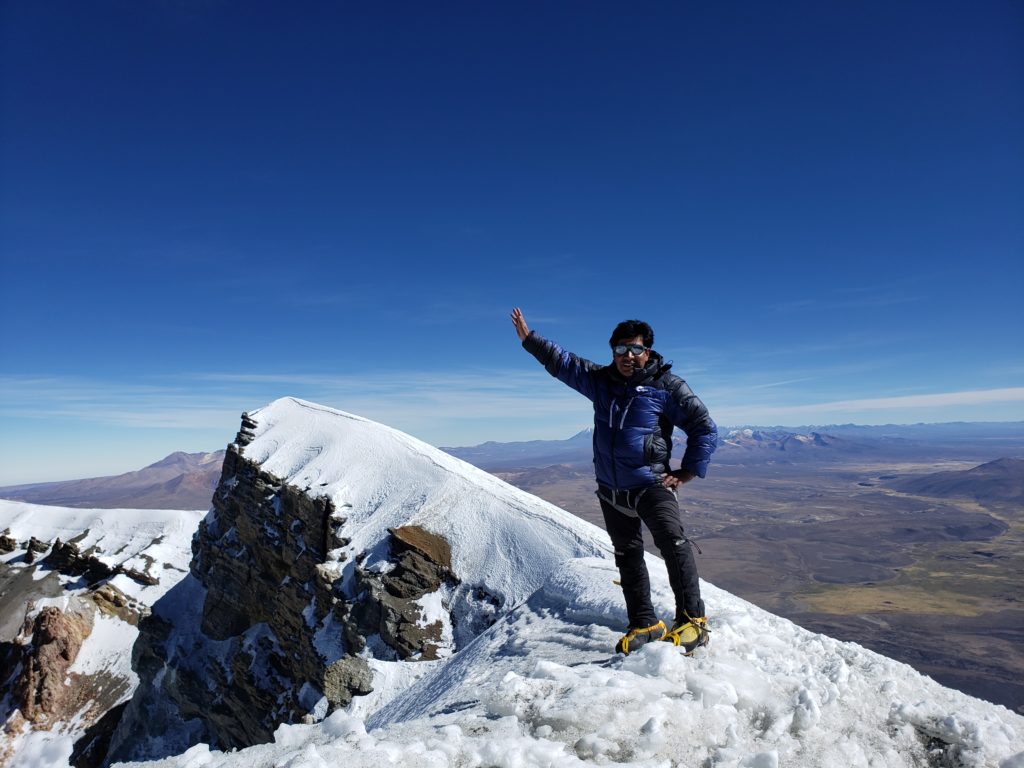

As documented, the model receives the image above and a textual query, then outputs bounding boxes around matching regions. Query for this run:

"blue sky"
[1,1,1022,484]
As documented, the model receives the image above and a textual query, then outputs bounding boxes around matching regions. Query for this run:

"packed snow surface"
[119,555,1024,767]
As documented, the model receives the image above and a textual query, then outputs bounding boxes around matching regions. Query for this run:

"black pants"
[598,484,705,629]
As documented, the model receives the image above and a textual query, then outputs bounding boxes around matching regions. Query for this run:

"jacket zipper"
[607,388,637,489]
[619,396,635,429]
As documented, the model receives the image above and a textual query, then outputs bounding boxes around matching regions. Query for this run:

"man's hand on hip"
[660,469,696,489]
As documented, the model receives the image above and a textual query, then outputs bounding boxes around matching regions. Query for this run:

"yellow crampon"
[615,620,666,655]
[663,614,710,655]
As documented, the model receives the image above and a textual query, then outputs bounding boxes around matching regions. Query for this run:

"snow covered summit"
[5,397,1022,767]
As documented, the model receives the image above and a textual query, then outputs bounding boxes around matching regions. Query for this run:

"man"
[510,307,717,655]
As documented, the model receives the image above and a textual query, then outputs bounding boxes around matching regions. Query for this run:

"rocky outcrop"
[1,596,141,768]
[90,582,146,625]
[41,537,160,588]
[348,525,457,661]
[43,538,115,584]
[0,500,204,768]
[107,443,350,756]
[12,604,92,725]
[24,537,49,564]
[0,530,165,597]
[105,416,470,763]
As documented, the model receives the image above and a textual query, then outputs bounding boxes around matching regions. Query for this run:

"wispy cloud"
[716,387,1024,426]
[791,387,1024,412]
[768,290,923,314]
[0,369,592,445]
[747,377,818,390]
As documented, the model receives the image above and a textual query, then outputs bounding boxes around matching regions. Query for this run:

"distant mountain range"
[715,428,874,459]
[440,427,595,468]
[446,422,1024,470]
[0,451,225,509]
[2,422,1021,511]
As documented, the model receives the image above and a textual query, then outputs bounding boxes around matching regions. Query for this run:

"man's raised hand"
[510,307,530,342]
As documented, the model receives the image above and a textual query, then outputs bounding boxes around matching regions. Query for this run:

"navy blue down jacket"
[523,332,718,491]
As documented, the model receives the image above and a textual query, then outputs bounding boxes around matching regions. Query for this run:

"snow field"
[121,556,1022,767]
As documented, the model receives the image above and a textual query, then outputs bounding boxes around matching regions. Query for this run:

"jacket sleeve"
[522,331,601,402]
[663,378,718,478]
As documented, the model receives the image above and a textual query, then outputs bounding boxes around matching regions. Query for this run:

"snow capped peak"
[224,398,1024,766]
[242,397,609,610]
[4,398,1022,768]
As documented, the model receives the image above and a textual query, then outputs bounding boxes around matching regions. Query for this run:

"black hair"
[609,319,654,349]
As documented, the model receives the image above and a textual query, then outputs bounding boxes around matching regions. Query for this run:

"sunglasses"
[612,344,648,356]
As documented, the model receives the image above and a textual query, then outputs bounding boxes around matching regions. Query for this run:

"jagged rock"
[38,536,160,588]
[14,604,93,724]
[348,526,457,661]
[391,525,452,570]
[43,538,114,584]
[119,564,159,587]
[192,447,337,653]
[89,582,147,625]
[386,525,453,599]
[323,657,373,708]
[108,444,355,759]
[235,413,258,447]
[0,530,15,554]
[24,537,50,564]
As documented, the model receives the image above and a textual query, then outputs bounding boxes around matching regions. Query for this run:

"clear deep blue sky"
[1,1,1022,483]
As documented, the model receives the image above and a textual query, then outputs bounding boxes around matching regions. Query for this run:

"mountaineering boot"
[664,615,709,655]
[615,620,666,655]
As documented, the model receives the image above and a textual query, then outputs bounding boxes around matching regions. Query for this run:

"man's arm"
[662,378,718,484]
[510,307,600,401]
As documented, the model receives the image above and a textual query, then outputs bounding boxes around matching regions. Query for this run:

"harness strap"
[596,485,649,518]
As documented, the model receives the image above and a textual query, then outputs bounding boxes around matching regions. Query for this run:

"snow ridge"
[4,397,1023,767]
[166,397,1019,768]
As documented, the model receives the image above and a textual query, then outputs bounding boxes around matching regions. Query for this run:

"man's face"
[612,335,650,378]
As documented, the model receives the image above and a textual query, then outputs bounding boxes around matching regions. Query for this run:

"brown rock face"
[14,605,92,725]
[391,525,452,571]
[90,582,146,626]
[348,525,458,661]
[108,443,359,759]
